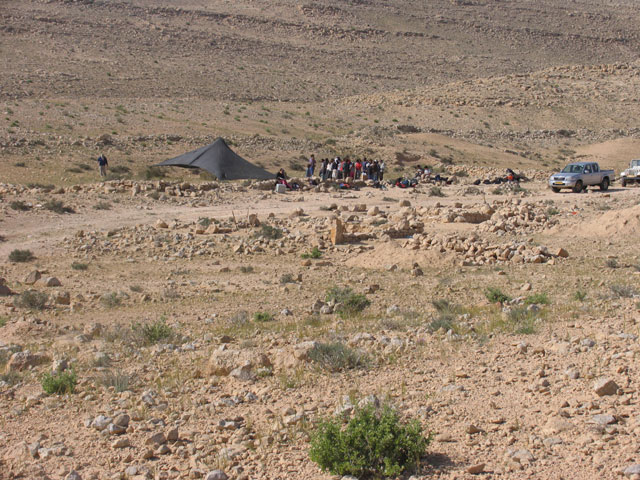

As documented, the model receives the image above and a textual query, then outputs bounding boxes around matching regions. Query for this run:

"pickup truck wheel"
[551,187,560,193]
[573,180,584,193]
[621,178,627,187]
[600,177,610,191]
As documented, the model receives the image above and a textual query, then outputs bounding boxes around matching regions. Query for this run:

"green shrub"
[198,216,213,228]
[71,262,88,271]
[0,316,6,328]
[133,318,173,344]
[258,225,283,240]
[100,292,122,308]
[15,290,48,310]
[309,404,430,478]
[308,342,369,372]
[485,287,511,304]
[44,200,74,214]
[9,200,31,211]
[546,207,559,216]
[41,370,77,395]
[574,290,587,302]
[326,286,371,317]
[9,249,35,262]
[301,247,323,259]
[239,266,254,273]
[524,293,549,305]
[253,312,273,322]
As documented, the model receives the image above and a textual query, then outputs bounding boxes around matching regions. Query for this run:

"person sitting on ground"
[276,168,294,190]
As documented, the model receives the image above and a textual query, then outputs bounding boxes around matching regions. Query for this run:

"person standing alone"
[97,153,108,177]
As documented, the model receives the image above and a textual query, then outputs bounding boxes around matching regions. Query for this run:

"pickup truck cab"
[620,159,640,187]
[549,162,613,193]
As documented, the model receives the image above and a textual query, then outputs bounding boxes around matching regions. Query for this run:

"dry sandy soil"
[2,1,640,480]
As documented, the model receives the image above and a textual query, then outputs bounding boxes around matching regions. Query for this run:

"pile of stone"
[403,232,568,265]
[478,201,557,234]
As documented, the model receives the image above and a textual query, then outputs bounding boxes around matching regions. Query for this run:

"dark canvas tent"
[155,137,273,180]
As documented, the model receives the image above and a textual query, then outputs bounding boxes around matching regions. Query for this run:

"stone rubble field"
[2,176,640,480]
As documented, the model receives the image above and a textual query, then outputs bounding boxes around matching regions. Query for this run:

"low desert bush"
[524,293,549,305]
[253,312,273,322]
[93,201,111,210]
[41,370,77,395]
[485,287,511,304]
[258,225,283,240]
[26,183,54,191]
[279,273,295,284]
[15,290,48,310]
[198,217,213,228]
[428,299,460,332]
[574,290,587,302]
[428,186,445,197]
[110,165,131,175]
[0,370,21,386]
[301,247,323,259]
[133,318,173,345]
[610,284,637,298]
[326,286,370,317]
[9,249,35,262]
[605,258,618,269]
[507,306,539,334]
[100,292,122,308]
[44,199,74,214]
[99,371,131,392]
[308,342,369,372]
[143,166,166,180]
[9,200,31,211]
[71,262,88,271]
[239,266,254,273]
[309,404,430,478]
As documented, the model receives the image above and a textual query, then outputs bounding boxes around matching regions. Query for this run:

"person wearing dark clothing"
[307,154,316,178]
[97,154,108,177]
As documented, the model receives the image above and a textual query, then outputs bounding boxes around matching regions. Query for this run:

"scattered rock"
[593,378,619,396]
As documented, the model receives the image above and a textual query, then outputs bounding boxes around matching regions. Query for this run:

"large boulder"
[7,351,50,372]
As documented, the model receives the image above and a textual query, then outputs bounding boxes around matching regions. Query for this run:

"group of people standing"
[306,154,385,182]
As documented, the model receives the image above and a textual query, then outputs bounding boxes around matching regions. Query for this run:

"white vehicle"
[549,162,613,193]
[620,159,640,187]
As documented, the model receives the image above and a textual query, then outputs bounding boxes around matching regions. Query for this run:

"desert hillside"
[2,2,640,480]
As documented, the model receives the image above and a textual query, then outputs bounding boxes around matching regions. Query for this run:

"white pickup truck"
[549,162,614,193]
[620,159,640,187]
